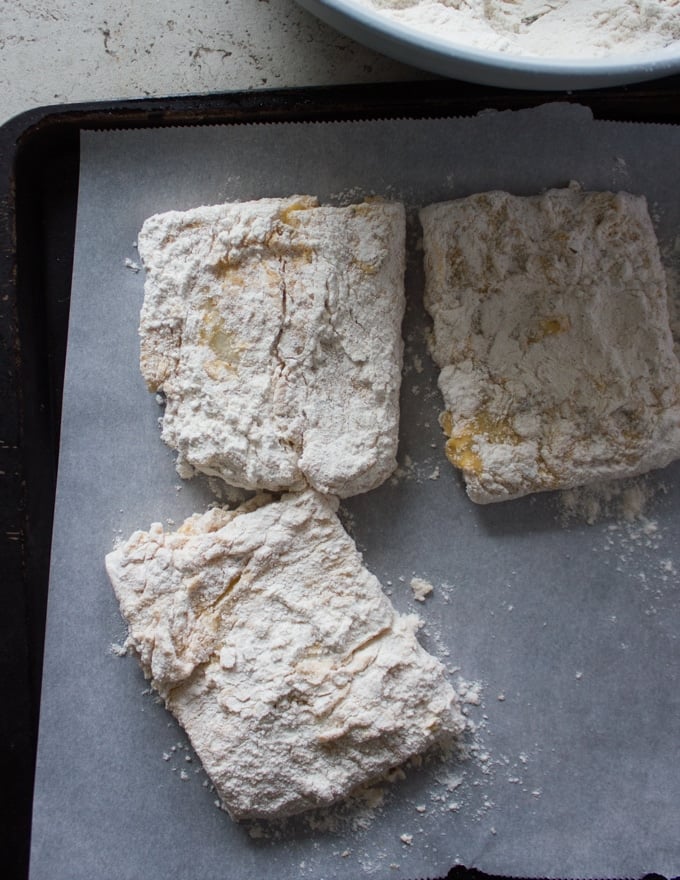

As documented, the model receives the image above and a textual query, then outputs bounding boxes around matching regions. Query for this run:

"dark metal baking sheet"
[2,78,680,880]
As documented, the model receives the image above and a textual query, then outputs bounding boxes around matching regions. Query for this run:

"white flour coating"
[421,184,680,504]
[105,490,464,820]
[364,1,680,58]
[137,196,405,498]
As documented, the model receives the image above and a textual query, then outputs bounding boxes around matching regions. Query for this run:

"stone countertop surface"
[0,0,426,129]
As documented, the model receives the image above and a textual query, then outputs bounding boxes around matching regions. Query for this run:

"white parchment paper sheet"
[30,104,680,880]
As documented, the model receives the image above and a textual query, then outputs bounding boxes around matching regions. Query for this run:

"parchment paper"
[30,104,680,880]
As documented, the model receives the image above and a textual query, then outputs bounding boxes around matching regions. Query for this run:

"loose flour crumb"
[410,576,434,602]
[361,1,680,59]
[558,477,656,525]
[457,678,483,706]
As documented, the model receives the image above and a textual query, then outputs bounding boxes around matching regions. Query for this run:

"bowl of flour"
[296,0,680,90]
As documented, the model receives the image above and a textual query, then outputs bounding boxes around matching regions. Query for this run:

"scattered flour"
[410,576,434,602]
[457,678,483,707]
[363,1,680,59]
[558,477,656,525]
[390,451,447,486]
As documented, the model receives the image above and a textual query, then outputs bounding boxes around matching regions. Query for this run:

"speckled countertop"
[0,0,427,127]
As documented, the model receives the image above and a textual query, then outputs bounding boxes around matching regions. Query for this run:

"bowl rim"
[307,0,680,75]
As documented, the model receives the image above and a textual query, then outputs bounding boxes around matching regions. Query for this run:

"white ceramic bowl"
[296,0,680,91]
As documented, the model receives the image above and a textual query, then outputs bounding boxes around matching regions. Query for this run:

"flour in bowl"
[363,1,680,59]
